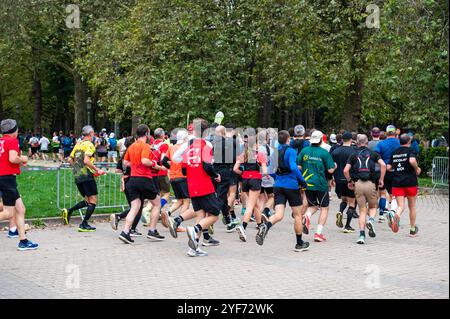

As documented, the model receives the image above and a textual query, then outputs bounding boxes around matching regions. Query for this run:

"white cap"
[330,134,337,143]
[310,130,323,144]
[176,130,188,144]
[109,133,115,139]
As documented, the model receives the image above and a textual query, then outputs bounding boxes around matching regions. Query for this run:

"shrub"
[418,146,448,176]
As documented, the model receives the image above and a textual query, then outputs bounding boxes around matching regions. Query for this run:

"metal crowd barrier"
[57,162,129,218]
[431,156,449,192]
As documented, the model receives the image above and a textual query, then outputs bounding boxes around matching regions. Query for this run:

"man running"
[212,125,239,232]
[39,134,50,161]
[375,125,400,214]
[0,119,39,250]
[118,124,164,244]
[255,130,309,251]
[344,134,386,244]
[368,127,388,222]
[387,134,421,236]
[62,125,105,232]
[177,119,222,257]
[331,131,357,233]
[298,130,336,242]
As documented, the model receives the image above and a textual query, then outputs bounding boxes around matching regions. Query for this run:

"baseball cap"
[0,119,18,134]
[109,133,115,139]
[310,130,323,144]
[371,127,381,137]
[330,134,337,143]
[386,125,396,134]
[342,131,353,141]
[294,125,305,137]
[176,130,188,144]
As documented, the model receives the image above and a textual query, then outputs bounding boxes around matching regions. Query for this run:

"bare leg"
[407,196,417,228]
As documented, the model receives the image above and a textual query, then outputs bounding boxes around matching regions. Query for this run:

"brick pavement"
[0,195,448,299]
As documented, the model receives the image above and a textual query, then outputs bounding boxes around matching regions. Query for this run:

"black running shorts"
[191,193,221,216]
[170,178,190,199]
[383,171,394,194]
[126,177,158,202]
[76,179,98,197]
[305,190,330,208]
[261,186,274,195]
[242,178,262,192]
[335,181,355,199]
[0,175,21,206]
[274,187,302,207]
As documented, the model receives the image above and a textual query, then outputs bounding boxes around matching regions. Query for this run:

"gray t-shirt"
[368,140,381,172]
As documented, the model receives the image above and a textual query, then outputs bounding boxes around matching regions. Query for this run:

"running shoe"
[256,223,268,246]
[208,224,214,235]
[302,215,311,235]
[119,231,134,244]
[336,212,344,228]
[160,211,169,228]
[409,225,419,237]
[147,229,165,241]
[202,237,220,247]
[187,248,208,257]
[343,226,355,233]
[378,215,386,223]
[110,214,119,231]
[356,235,365,245]
[78,223,96,232]
[17,240,39,251]
[313,233,327,242]
[387,211,394,229]
[392,214,400,233]
[62,208,70,225]
[221,214,227,225]
[130,229,143,237]
[167,216,178,239]
[250,215,256,222]
[226,223,237,233]
[231,217,241,225]
[366,220,376,238]
[294,241,310,252]
[236,225,247,242]
[7,229,19,239]
[186,226,199,250]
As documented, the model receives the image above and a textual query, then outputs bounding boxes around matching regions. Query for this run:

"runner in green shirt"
[297,130,336,243]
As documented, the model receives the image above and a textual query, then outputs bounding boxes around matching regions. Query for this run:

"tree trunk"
[32,68,42,134]
[261,94,272,128]
[73,72,87,135]
[342,76,363,131]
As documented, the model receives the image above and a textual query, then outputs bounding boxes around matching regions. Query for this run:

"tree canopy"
[0,0,448,139]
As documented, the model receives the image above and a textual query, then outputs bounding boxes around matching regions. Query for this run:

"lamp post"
[86,97,92,126]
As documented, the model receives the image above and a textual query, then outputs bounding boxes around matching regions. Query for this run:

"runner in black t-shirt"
[331,131,357,233]
[387,134,421,236]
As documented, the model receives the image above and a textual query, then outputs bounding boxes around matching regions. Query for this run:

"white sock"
[306,211,312,219]
[316,224,324,235]
[391,199,398,212]
[9,227,17,232]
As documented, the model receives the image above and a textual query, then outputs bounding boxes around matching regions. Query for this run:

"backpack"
[276,145,291,176]
[353,148,373,181]
[109,138,117,150]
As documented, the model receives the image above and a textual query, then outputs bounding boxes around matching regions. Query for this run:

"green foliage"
[418,145,449,176]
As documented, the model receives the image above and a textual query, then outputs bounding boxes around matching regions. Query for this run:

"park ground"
[0,194,448,299]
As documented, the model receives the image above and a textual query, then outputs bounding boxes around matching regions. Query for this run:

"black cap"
[342,131,353,141]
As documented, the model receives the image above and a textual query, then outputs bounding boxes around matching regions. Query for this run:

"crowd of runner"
[0,117,423,255]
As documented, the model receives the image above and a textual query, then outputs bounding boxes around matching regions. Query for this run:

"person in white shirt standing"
[39,134,50,161]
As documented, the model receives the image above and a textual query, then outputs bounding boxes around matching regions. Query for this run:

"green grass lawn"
[16,170,128,219]
[11,171,447,219]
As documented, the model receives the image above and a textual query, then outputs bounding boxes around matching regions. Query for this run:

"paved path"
[0,195,448,299]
